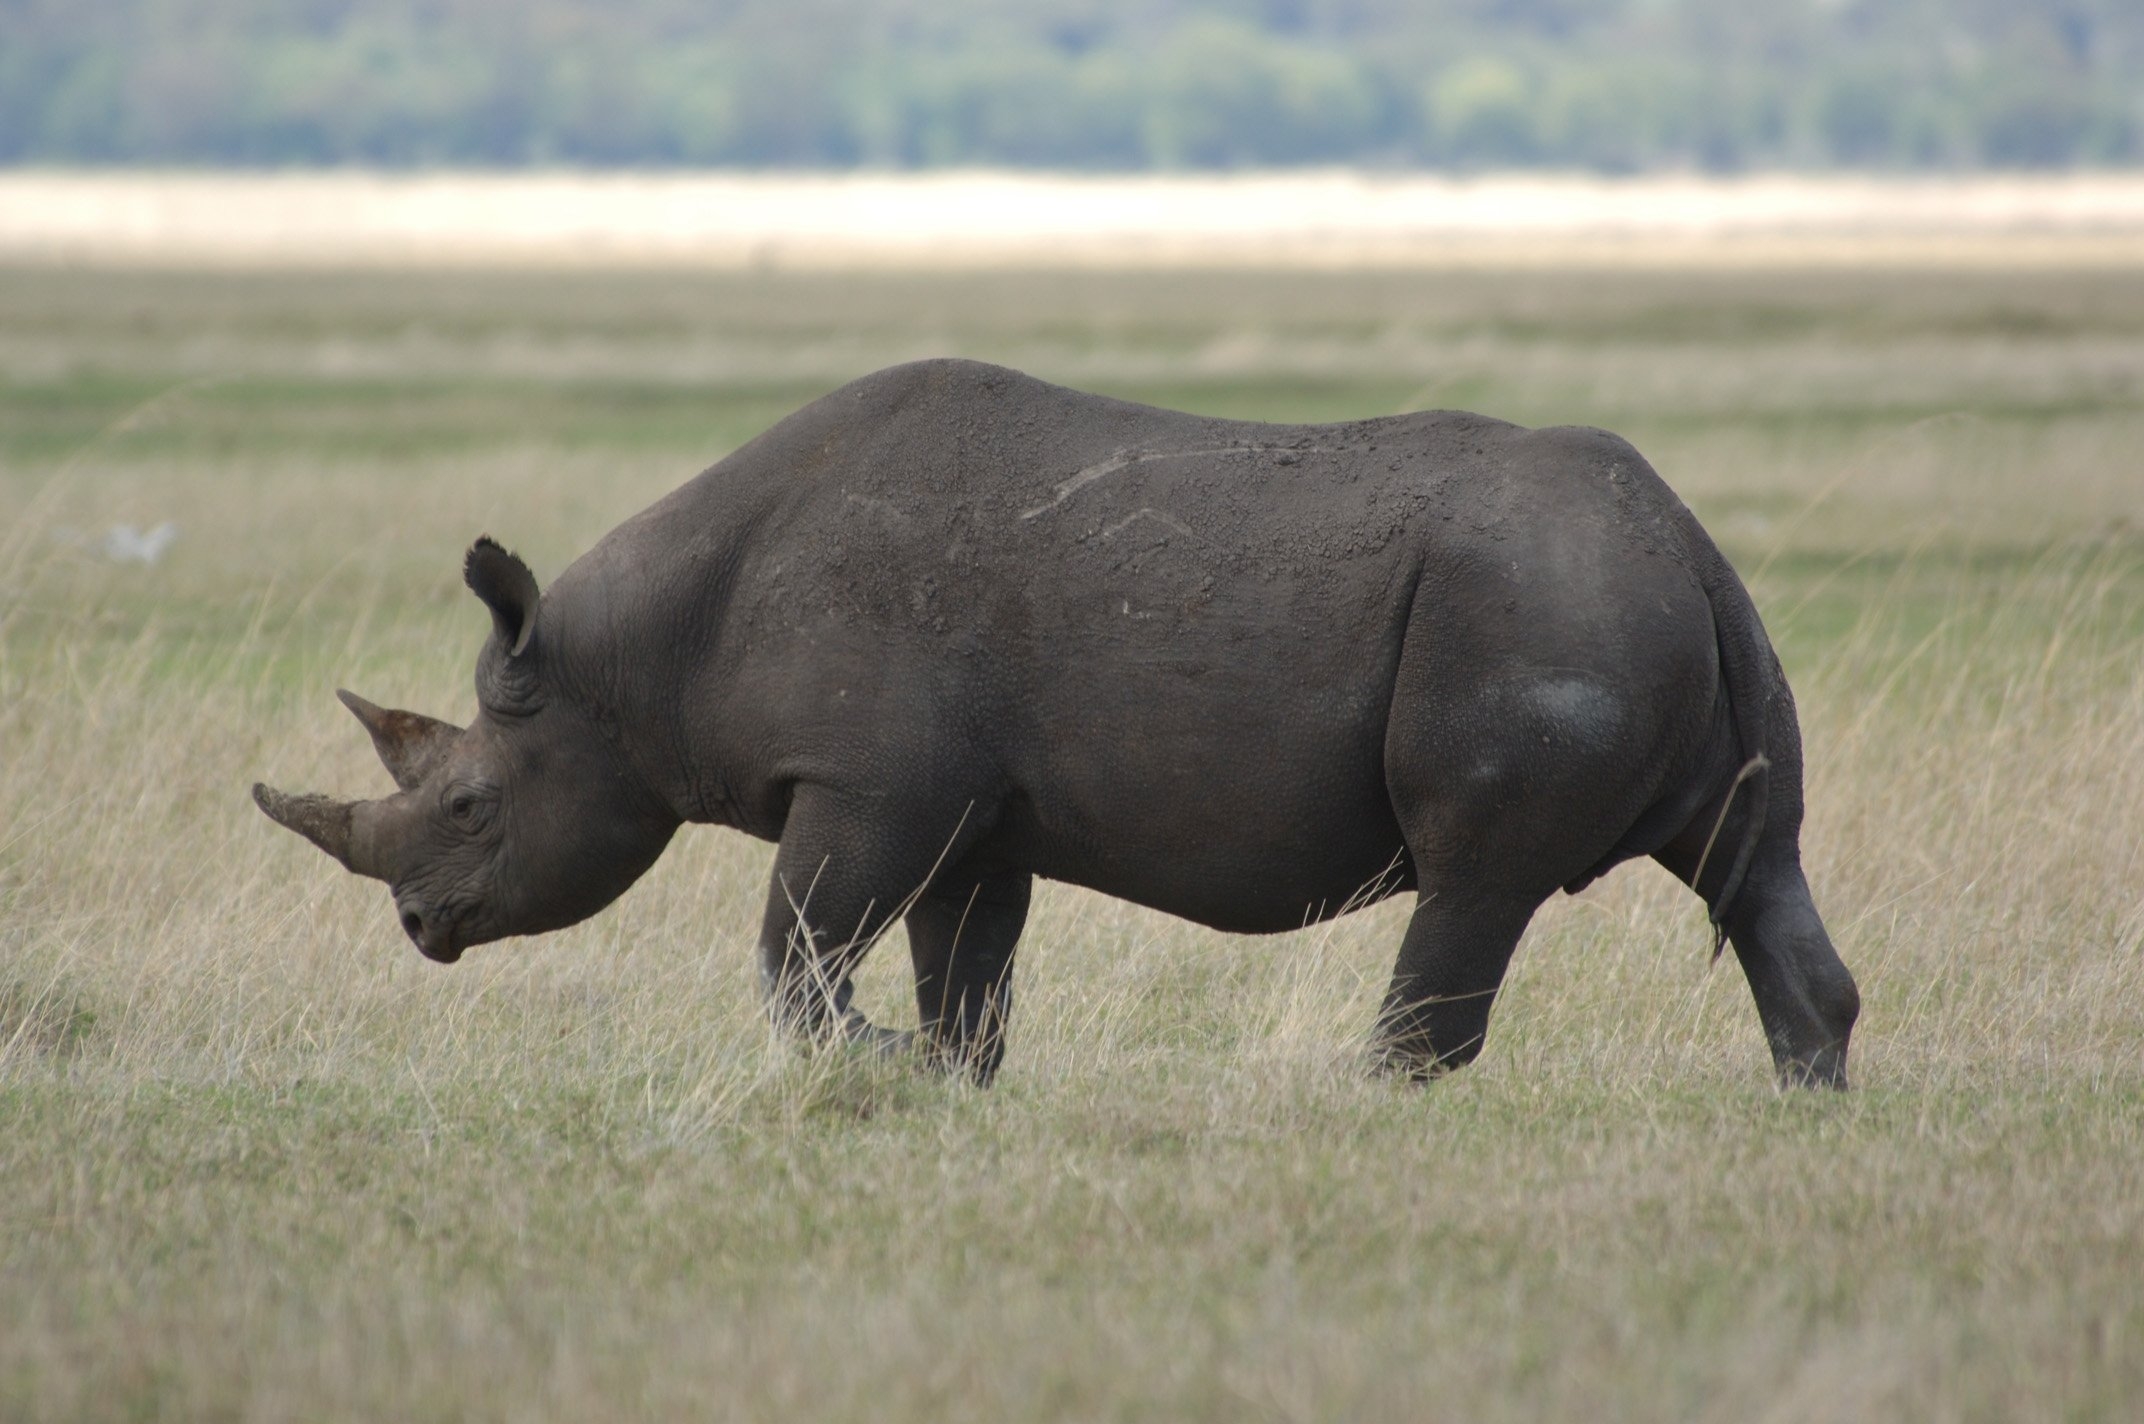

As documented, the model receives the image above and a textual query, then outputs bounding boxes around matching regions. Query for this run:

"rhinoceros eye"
[444,784,496,831]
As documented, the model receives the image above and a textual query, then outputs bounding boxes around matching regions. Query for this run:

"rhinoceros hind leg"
[1654,780,1859,1088]
[1711,854,1859,1088]
[906,863,1031,1086]
[1372,890,1544,1079]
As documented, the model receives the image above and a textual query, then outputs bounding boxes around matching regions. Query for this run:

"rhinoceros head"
[253,539,674,962]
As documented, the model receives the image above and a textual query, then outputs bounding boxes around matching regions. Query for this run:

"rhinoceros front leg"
[756,782,978,1056]
[905,863,1030,1085]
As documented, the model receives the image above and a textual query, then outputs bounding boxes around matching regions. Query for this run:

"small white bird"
[99,522,179,565]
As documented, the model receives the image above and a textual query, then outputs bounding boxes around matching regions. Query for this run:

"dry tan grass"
[2,262,2141,1420]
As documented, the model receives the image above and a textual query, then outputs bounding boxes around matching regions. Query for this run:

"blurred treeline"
[3,0,2139,170]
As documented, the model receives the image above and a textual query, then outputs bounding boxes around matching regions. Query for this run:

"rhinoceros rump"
[256,359,1859,1086]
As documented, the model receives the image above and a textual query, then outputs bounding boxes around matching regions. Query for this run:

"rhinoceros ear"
[465,536,539,657]
[336,689,463,791]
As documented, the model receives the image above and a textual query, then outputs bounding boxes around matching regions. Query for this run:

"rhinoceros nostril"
[401,909,424,942]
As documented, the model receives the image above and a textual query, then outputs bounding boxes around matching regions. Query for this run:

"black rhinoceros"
[255,358,1860,1086]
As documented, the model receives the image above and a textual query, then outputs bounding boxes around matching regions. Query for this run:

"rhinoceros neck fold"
[536,518,744,833]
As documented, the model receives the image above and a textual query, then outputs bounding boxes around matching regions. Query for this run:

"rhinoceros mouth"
[417,934,464,965]
[402,907,466,965]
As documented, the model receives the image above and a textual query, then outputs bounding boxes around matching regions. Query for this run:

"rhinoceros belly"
[981,563,1421,934]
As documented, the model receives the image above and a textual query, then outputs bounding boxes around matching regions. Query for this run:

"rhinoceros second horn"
[335,689,462,792]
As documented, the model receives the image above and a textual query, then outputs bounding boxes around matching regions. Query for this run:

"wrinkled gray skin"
[256,358,1860,1087]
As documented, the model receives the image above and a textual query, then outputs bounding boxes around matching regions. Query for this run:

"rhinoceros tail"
[1691,543,1776,960]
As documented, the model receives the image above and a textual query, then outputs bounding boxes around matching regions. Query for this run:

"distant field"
[3,258,2142,1420]
[7,171,2144,267]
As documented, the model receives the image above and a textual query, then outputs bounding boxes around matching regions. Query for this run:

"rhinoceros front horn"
[251,783,389,881]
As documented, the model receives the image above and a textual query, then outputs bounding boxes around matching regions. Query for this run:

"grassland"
[3,259,2143,1422]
